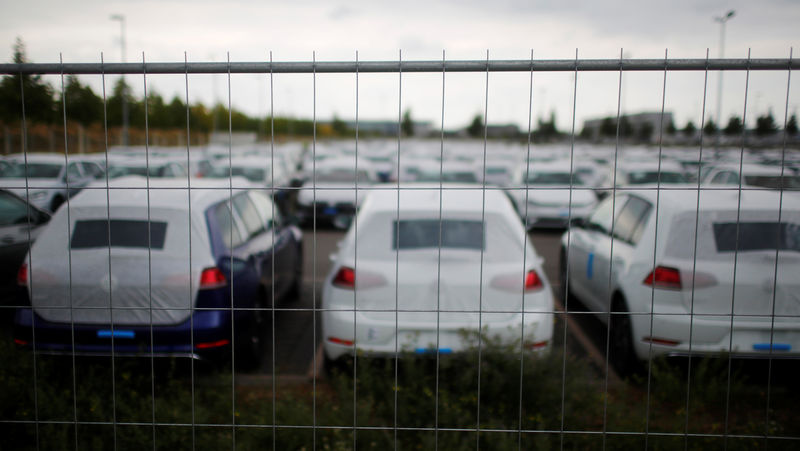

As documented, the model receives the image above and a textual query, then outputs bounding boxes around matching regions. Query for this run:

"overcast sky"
[1,0,798,131]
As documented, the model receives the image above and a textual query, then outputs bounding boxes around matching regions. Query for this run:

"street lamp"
[110,14,129,146]
[714,10,735,147]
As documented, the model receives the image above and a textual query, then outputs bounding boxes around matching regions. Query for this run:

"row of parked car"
[2,141,799,375]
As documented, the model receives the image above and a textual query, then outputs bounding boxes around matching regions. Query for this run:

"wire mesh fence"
[1,52,799,450]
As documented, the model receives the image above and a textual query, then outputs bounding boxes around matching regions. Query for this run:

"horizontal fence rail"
[0,57,798,75]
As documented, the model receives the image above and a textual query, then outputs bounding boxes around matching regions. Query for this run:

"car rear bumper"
[322,309,554,360]
[630,312,800,360]
[13,308,233,360]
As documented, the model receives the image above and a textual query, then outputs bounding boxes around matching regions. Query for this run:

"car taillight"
[491,269,544,292]
[643,266,682,290]
[332,266,356,289]
[199,267,227,290]
[524,269,544,291]
[17,263,27,286]
[332,266,387,290]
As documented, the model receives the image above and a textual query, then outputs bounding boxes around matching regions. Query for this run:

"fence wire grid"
[1,51,799,451]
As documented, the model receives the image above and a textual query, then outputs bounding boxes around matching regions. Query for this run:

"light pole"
[110,14,129,146]
[714,10,735,147]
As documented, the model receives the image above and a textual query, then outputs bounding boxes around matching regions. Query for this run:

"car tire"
[559,247,572,305]
[286,246,303,301]
[609,295,642,378]
[235,296,267,372]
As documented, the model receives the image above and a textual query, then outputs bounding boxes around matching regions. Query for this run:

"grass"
[1,335,798,450]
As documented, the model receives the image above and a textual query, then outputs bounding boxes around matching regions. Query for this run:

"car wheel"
[235,297,267,372]
[609,296,642,378]
[559,247,572,305]
[50,195,65,212]
[286,246,303,301]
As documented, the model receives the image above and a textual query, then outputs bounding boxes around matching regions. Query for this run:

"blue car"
[13,176,302,368]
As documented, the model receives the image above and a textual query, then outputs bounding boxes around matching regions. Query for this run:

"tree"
[724,116,743,136]
[535,111,558,138]
[401,109,414,136]
[467,114,483,138]
[331,114,348,136]
[0,38,56,124]
[599,117,617,137]
[683,121,697,137]
[703,119,717,135]
[56,75,103,126]
[787,114,798,135]
[755,111,778,136]
[619,116,633,137]
[665,119,676,135]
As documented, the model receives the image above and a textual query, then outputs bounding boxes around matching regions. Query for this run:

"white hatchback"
[322,184,555,362]
[561,186,800,374]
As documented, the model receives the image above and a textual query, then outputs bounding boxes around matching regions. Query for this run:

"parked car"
[703,163,800,189]
[296,157,378,229]
[507,160,597,229]
[560,187,800,375]
[0,189,50,294]
[106,155,189,179]
[595,161,689,199]
[1,153,104,212]
[13,176,303,367]
[322,184,555,364]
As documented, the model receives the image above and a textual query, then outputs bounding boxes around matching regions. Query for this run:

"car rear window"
[71,220,167,250]
[628,171,687,184]
[393,219,484,251]
[744,175,800,189]
[712,222,800,252]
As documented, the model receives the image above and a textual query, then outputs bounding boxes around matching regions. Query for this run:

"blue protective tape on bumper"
[415,348,452,354]
[97,330,135,339]
[753,343,791,351]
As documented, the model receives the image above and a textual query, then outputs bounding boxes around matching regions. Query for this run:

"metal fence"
[1,52,799,450]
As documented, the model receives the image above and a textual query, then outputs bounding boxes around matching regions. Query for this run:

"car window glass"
[66,163,82,180]
[71,220,167,249]
[587,195,616,233]
[713,222,800,252]
[613,196,652,244]
[248,190,278,228]
[232,193,264,238]
[393,219,484,251]
[0,191,31,226]
[213,202,244,249]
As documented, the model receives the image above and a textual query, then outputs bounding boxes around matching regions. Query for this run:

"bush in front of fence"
[0,334,794,450]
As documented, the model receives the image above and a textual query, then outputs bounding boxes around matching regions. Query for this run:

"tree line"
[0,39,314,137]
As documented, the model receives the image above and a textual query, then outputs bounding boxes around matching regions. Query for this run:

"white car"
[322,184,555,362]
[560,187,800,375]
[296,157,378,228]
[703,163,800,190]
[1,153,103,212]
[507,160,597,229]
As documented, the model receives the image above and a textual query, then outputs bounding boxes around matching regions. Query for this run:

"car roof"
[709,162,788,175]
[360,183,516,216]
[622,185,800,213]
[71,176,256,212]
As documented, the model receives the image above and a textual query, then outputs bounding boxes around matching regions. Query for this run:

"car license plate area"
[323,206,338,215]
[97,329,135,339]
